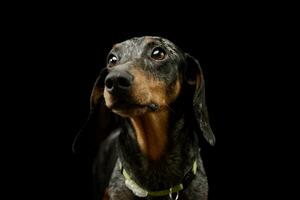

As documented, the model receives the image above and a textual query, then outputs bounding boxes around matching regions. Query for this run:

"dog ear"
[184,54,216,146]
[72,68,120,157]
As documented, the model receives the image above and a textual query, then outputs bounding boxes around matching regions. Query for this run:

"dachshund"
[73,36,215,200]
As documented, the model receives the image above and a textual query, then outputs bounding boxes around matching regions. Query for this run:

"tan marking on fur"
[169,79,181,103]
[129,68,181,110]
[196,72,202,90]
[103,88,114,108]
[91,85,103,107]
[102,188,109,200]
[129,68,151,104]
[130,110,169,161]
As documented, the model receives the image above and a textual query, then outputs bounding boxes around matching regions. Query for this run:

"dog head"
[73,36,215,156]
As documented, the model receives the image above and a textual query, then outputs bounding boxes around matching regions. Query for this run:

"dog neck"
[129,110,169,161]
[119,110,199,191]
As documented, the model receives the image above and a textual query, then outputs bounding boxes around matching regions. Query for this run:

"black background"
[4,2,287,200]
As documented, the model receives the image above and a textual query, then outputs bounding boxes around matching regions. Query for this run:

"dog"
[73,36,215,199]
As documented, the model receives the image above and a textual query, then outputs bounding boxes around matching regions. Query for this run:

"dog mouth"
[106,99,160,117]
[104,88,160,116]
[110,100,147,110]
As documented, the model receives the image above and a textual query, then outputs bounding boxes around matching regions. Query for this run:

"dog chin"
[111,107,148,117]
[104,100,145,116]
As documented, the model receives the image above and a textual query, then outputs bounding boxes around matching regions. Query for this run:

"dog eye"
[107,54,118,65]
[151,47,166,60]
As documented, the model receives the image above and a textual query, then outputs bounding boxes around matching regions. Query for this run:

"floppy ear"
[72,68,120,157]
[185,54,216,146]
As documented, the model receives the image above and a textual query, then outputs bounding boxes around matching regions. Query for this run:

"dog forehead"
[112,36,177,53]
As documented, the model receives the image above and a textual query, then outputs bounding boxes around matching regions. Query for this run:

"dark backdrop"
[5,2,281,200]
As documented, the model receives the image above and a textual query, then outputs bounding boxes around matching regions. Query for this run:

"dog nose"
[105,71,133,93]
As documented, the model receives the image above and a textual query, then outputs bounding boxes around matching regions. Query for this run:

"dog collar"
[119,160,198,198]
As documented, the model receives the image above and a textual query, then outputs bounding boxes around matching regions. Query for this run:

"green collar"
[119,160,198,198]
